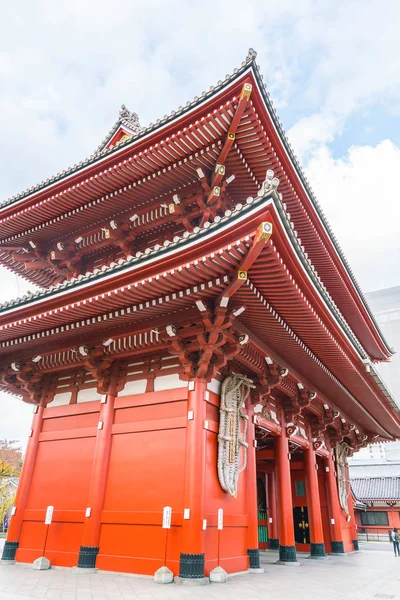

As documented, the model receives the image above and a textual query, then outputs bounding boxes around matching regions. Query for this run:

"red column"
[304,446,326,557]
[1,404,45,562]
[178,379,207,581]
[346,465,359,551]
[246,406,263,571]
[77,387,116,569]
[267,470,279,549]
[324,451,345,554]
[275,428,298,563]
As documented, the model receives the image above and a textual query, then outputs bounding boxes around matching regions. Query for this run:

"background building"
[349,286,400,539]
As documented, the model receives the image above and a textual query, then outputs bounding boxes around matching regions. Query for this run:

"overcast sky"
[1,0,399,448]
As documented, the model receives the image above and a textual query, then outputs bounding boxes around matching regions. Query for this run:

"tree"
[0,440,22,477]
[0,482,15,533]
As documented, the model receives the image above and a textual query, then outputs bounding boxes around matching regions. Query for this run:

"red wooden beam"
[257,449,275,460]
[217,222,273,305]
[214,82,253,168]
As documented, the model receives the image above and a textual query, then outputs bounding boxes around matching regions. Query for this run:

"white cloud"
[0,394,32,450]
[305,139,400,292]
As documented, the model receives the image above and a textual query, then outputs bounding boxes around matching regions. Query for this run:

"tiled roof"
[350,463,400,479]
[0,50,258,212]
[351,476,400,501]
[0,180,370,364]
[0,48,390,358]
[95,105,144,154]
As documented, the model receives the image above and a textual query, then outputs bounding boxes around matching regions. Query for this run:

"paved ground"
[1,538,400,599]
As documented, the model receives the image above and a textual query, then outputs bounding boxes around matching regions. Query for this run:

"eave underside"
[0,64,390,360]
[0,230,398,440]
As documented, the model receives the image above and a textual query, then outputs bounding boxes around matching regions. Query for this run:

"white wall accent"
[207,378,221,394]
[77,388,102,403]
[154,374,187,392]
[49,392,72,407]
[118,379,147,397]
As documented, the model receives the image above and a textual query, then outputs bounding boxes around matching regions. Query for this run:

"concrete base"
[249,567,265,573]
[0,560,15,566]
[174,576,209,586]
[307,555,329,560]
[154,566,174,584]
[33,557,50,570]
[275,560,301,567]
[72,566,98,574]
[329,553,348,557]
[210,566,228,583]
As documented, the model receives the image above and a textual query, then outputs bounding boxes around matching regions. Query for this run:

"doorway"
[257,475,268,548]
[293,506,310,545]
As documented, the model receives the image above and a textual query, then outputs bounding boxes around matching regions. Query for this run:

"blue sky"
[0,0,399,444]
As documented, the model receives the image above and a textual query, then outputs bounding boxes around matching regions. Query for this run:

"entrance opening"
[257,476,268,548]
[293,506,310,545]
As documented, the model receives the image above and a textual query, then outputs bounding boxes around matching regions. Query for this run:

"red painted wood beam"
[218,224,272,304]
[257,449,275,460]
[1,308,202,366]
[254,414,281,436]
[214,82,253,168]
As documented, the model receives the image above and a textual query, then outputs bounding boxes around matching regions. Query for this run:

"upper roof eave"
[0,52,256,216]
[0,186,397,429]
[0,48,392,360]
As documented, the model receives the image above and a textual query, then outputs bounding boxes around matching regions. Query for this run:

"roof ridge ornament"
[257,169,280,198]
[246,48,257,61]
[118,105,142,134]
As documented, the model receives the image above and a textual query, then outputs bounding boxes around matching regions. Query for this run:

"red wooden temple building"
[0,49,399,583]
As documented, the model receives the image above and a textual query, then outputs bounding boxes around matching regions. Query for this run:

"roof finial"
[118,105,142,134]
[247,48,257,61]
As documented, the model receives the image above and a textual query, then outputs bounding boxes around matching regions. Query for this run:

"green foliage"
[0,483,15,531]
[0,440,22,477]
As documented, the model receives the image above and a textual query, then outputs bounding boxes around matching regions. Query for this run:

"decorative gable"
[99,104,143,153]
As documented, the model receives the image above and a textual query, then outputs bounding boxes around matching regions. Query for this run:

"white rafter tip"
[28,240,37,248]
[226,174,235,184]
[110,219,118,230]
[265,356,273,365]
[172,194,181,204]
[78,345,89,356]
[196,167,205,179]
[219,296,229,308]
[129,213,139,222]
[56,242,64,251]
[195,300,207,312]
[10,362,21,372]
[297,382,304,390]
[74,236,83,244]
[166,325,177,337]
[232,305,246,316]
[103,338,114,347]
[32,355,42,363]
[239,333,249,345]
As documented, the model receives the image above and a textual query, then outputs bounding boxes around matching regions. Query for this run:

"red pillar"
[246,406,263,571]
[275,428,298,563]
[77,385,116,569]
[267,470,279,549]
[324,451,345,554]
[304,446,326,557]
[1,404,45,562]
[177,379,208,582]
[346,465,359,551]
